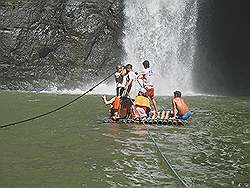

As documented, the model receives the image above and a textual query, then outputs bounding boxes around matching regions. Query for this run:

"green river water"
[0,91,249,187]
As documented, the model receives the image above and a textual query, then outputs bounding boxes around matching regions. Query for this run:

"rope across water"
[128,96,191,187]
[144,124,191,187]
[0,71,116,129]
[1,72,191,187]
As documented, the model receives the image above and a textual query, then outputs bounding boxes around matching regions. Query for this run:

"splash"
[123,0,198,95]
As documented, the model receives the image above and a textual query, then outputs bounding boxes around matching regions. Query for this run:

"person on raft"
[120,64,139,116]
[123,64,138,101]
[102,64,138,121]
[114,64,127,96]
[102,95,120,119]
[102,87,152,121]
[139,60,159,116]
[102,95,132,120]
[172,90,191,120]
[133,88,152,119]
[103,63,160,121]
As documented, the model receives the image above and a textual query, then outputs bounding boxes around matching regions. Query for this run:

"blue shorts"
[176,111,192,120]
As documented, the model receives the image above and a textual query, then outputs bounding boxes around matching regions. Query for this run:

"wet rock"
[0,0,124,91]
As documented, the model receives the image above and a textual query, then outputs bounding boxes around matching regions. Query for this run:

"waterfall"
[123,0,198,95]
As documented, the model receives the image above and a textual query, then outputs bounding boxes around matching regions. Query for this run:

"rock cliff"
[0,0,124,90]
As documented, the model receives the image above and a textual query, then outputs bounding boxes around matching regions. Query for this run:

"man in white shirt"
[124,64,138,101]
[140,60,159,115]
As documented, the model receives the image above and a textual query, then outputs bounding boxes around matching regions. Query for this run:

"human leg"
[134,107,147,119]
[164,110,170,119]
[146,87,159,115]
[152,98,159,115]
[161,111,166,119]
[182,111,192,120]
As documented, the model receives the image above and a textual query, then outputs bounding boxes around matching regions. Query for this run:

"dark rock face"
[194,0,250,96]
[0,0,124,91]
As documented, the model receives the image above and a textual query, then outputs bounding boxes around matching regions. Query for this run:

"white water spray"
[123,0,198,95]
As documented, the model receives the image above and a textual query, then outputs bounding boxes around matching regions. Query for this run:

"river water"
[0,91,249,187]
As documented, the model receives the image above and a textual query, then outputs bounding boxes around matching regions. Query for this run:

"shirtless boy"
[172,91,191,120]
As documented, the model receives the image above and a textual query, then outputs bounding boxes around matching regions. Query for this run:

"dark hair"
[174,90,181,97]
[116,64,123,71]
[142,60,150,68]
[138,91,146,97]
[125,64,133,69]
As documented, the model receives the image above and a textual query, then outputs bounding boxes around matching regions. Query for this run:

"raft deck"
[104,118,190,127]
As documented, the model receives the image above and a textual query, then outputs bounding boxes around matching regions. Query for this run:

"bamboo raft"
[104,117,190,127]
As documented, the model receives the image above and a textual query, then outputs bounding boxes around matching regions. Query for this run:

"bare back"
[172,97,189,116]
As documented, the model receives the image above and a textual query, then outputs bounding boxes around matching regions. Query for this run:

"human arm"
[137,74,144,79]
[115,72,121,79]
[124,72,134,90]
[125,78,133,89]
[102,96,115,105]
[137,70,146,79]
[122,78,133,97]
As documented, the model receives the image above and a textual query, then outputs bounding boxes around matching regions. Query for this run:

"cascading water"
[123,0,198,95]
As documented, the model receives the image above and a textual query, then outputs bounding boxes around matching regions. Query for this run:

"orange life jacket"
[113,96,120,110]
